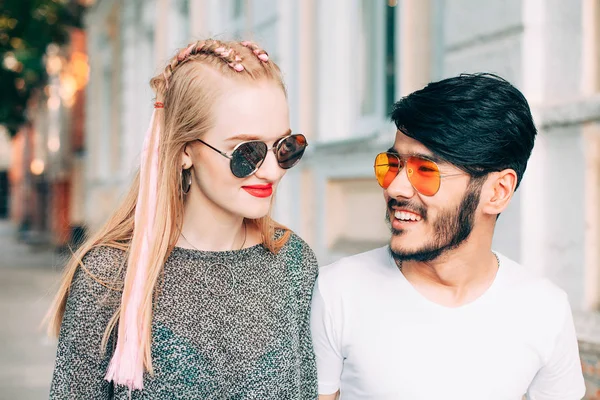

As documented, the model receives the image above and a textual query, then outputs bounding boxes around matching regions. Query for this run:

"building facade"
[8,28,88,249]
[84,0,600,396]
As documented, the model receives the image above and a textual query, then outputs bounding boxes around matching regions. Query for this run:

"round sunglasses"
[198,134,308,178]
[374,152,463,196]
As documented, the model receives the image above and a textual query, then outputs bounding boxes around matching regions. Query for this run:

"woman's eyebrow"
[226,134,261,142]
[226,129,292,143]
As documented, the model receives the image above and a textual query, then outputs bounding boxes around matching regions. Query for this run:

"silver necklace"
[397,252,500,270]
[180,221,247,297]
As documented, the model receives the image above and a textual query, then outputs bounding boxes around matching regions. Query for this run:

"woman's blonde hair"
[45,39,291,377]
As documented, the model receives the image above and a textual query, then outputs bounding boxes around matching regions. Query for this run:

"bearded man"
[311,73,585,400]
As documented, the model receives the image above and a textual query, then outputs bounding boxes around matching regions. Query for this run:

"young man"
[311,73,586,400]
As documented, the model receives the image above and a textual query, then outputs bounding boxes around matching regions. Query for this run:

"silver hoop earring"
[181,168,192,194]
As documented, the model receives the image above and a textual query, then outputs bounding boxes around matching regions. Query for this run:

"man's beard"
[387,181,482,263]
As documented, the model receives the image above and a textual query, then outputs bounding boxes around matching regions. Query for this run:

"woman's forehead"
[206,82,289,143]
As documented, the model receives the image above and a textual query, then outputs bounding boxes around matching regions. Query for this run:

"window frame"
[350,0,387,137]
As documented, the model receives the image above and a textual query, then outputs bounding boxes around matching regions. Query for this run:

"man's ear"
[480,169,517,216]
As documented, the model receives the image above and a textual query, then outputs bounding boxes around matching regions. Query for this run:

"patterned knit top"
[50,232,319,399]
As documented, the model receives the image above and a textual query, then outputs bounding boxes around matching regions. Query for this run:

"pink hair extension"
[240,41,269,62]
[177,45,193,61]
[104,103,162,391]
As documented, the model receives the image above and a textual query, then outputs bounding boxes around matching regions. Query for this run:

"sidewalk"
[0,219,66,400]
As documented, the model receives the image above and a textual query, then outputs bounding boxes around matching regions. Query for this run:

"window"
[315,1,395,141]
[178,0,190,42]
[357,0,396,115]
[385,1,397,112]
[205,0,249,39]
[357,0,378,116]
[232,0,244,19]
[164,0,190,57]
[351,0,395,136]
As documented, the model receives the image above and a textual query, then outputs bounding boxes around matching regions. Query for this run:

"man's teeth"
[394,210,422,221]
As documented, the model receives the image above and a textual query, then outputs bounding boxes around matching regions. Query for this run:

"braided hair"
[152,39,282,100]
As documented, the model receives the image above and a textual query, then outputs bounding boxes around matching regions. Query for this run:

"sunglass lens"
[231,141,268,178]
[406,157,440,196]
[276,134,308,169]
[374,153,400,189]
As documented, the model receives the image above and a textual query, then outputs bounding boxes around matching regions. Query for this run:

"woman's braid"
[161,39,270,90]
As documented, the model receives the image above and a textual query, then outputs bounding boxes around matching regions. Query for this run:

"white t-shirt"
[310,246,586,400]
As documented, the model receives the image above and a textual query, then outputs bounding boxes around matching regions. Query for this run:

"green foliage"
[0,0,85,136]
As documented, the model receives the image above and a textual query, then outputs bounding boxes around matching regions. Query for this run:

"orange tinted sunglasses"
[374,152,463,196]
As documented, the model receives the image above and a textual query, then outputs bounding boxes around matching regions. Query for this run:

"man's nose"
[385,165,417,199]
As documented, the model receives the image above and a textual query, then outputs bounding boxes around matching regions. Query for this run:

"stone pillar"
[315,0,352,142]
[189,0,210,38]
[520,0,547,275]
[297,0,317,245]
[400,0,432,95]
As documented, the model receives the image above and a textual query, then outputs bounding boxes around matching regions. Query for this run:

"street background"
[2,0,600,398]
[0,220,64,399]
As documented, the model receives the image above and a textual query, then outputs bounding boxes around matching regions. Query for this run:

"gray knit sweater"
[50,232,319,399]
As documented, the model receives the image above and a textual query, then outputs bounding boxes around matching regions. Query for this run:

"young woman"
[46,39,318,399]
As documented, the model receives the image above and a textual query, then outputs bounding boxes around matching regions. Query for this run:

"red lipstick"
[242,184,273,198]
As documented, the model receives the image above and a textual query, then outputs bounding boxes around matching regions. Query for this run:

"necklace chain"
[180,221,247,252]
[179,221,247,297]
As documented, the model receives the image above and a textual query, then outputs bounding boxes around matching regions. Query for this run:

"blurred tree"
[0,0,86,136]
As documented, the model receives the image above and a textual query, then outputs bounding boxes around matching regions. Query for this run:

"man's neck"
[399,240,500,308]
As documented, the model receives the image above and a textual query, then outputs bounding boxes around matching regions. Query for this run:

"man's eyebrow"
[386,148,444,164]
[226,129,292,142]
[410,152,442,163]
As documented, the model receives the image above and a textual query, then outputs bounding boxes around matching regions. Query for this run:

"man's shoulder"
[497,252,570,314]
[499,253,565,292]
[497,253,580,373]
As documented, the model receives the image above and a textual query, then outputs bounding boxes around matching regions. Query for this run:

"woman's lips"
[242,184,273,198]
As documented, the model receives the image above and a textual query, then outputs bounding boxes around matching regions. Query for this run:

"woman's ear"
[480,169,517,216]
[181,144,192,169]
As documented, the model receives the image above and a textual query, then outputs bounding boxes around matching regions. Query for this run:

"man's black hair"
[390,73,537,189]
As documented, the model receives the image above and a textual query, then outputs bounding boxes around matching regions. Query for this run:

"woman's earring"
[181,168,192,194]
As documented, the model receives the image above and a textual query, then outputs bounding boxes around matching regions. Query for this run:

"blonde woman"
[46,40,318,399]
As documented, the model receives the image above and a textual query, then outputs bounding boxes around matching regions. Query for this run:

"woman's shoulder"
[274,230,319,297]
[63,245,126,313]
[78,244,127,283]
[284,230,312,251]
[276,229,318,269]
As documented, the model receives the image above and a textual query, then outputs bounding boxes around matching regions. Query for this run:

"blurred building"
[83,0,600,395]
[0,126,11,218]
[9,28,88,250]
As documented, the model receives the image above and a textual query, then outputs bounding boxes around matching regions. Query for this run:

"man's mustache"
[386,198,427,220]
